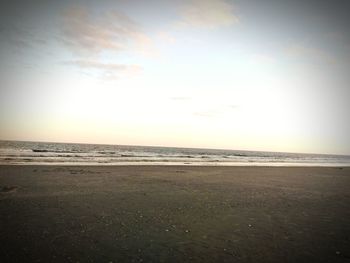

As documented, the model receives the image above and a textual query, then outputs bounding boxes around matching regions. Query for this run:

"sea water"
[0,140,350,166]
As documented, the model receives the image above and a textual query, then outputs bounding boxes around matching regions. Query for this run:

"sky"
[0,0,350,155]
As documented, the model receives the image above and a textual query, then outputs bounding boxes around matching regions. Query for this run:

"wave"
[32,149,86,153]
[0,140,347,166]
[231,153,248,157]
[121,154,135,157]
[32,149,50,152]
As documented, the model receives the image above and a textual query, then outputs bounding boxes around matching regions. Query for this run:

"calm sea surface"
[0,140,349,166]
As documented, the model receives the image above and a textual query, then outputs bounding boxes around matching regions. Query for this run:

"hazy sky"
[1,0,350,154]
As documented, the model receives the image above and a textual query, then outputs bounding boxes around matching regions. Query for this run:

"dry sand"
[1,165,350,262]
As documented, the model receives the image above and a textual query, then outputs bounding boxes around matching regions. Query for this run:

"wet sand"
[1,165,350,262]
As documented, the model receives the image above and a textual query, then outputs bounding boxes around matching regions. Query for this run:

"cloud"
[178,0,238,29]
[286,44,336,64]
[61,6,154,56]
[60,6,153,80]
[64,60,142,80]
[229,104,239,109]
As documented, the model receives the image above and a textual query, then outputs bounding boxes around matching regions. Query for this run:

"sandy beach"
[1,165,349,262]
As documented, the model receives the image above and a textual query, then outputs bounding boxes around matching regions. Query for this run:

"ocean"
[0,140,349,166]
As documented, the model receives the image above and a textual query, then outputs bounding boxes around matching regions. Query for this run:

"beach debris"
[248,224,252,227]
[336,251,341,255]
[185,229,189,233]
[1,186,18,193]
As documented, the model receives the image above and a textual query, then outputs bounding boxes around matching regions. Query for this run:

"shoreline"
[1,162,350,167]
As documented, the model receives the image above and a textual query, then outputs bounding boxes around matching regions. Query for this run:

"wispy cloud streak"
[64,60,142,79]
[61,6,153,55]
[178,0,238,29]
[60,6,152,79]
